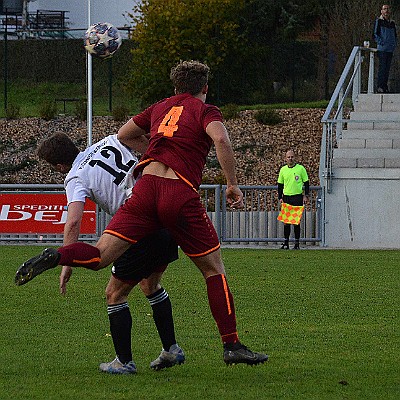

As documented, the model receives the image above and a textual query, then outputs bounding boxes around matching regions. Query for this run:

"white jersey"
[64,134,138,215]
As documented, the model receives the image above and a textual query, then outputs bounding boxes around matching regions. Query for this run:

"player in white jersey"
[64,134,136,216]
[36,132,184,373]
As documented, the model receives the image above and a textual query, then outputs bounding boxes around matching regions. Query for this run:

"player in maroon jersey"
[16,60,268,369]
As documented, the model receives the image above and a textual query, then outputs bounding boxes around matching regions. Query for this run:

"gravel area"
[0,108,324,186]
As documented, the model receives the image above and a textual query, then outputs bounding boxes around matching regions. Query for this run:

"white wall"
[28,0,134,29]
[324,171,400,249]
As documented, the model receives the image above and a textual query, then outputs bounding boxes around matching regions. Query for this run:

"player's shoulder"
[202,103,223,123]
[204,102,221,112]
[104,133,122,147]
[90,134,131,152]
[85,135,111,152]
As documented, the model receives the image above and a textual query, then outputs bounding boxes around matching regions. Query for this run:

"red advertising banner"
[0,193,96,234]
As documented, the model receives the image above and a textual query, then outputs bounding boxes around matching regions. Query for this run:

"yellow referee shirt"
[277,164,309,196]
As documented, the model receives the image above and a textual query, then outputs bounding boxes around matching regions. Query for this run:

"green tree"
[238,0,324,102]
[127,0,245,107]
[125,0,350,106]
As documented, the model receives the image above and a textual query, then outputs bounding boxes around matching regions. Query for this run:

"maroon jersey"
[132,93,223,189]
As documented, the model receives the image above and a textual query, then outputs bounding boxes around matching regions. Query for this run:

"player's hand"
[60,266,73,295]
[226,185,244,209]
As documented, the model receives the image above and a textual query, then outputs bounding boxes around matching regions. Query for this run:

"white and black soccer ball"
[84,22,122,59]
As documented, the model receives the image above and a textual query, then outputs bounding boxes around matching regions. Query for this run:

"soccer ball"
[84,22,122,59]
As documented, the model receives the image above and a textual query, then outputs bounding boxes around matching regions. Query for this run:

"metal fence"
[0,184,322,246]
[214,185,321,245]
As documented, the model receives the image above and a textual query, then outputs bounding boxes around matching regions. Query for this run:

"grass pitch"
[1,246,399,400]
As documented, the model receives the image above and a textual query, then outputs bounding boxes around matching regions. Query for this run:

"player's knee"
[105,285,126,304]
[104,285,115,303]
[139,278,161,296]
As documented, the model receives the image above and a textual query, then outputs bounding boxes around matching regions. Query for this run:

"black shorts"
[283,194,303,206]
[111,229,178,284]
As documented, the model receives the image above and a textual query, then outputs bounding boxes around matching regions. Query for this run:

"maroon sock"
[57,242,101,269]
[206,274,239,344]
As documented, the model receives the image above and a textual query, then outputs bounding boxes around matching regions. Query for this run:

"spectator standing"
[277,150,309,250]
[374,4,397,93]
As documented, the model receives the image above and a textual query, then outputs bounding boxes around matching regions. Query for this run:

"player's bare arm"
[60,201,85,295]
[63,201,85,245]
[206,121,244,209]
[118,119,149,153]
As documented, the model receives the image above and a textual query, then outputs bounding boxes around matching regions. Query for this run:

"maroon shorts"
[105,175,220,257]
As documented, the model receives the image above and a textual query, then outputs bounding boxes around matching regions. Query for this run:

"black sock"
[108,303,132,364]
[147,288,176,351]
[284,224,291,243]
[284,224,291,240]
[294,225,300,241]
[224,341,243,351]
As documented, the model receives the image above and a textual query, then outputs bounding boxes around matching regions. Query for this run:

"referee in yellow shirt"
[277,150,309,249]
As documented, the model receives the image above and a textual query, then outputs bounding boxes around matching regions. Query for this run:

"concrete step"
[333,148,400,168]
[354,102,400,112]
[357,93,400,101]
[349,111,400,120]
[334,148,400,158]
[340,129,400,139]
[346,120,400,130]
[332,167,400,179]
[354,93,400,112]
[332,158,400,168]
[347,108,400,129]
[337,138,400,149]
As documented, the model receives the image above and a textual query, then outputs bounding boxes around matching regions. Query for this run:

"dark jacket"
[374,16,397,52]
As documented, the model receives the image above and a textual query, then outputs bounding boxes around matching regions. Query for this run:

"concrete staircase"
[324,93,400,248]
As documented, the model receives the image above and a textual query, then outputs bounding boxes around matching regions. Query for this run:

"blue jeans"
[377,51,393,92]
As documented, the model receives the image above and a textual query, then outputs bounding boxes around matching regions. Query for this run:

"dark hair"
[37,132,79,166]
[170,60,210,95]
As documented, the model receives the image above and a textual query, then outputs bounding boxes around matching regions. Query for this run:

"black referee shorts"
[283,194,303,206]
[111,229,178,283]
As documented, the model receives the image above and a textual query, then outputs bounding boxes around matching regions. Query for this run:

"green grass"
[0,81,328,118]
[1,247,399,399]
[0,81,140,118]
[244,100,329,110]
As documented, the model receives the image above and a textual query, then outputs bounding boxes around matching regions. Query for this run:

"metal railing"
[320,45,377,194]
[0,184,322,246]
[219,185,321,244]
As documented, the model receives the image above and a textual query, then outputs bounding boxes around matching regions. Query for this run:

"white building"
[28,0,134,29]
[0,0,134,36]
